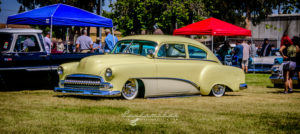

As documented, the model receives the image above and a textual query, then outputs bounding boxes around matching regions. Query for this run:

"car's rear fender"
[198,65,245,95]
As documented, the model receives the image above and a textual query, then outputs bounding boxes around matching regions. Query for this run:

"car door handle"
[40,55,48,58]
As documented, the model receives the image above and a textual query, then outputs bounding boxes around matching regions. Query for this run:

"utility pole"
[99,0,103,43]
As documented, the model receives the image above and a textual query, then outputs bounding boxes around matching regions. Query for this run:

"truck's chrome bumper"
[54,87,121,96]
[239,83,247,90]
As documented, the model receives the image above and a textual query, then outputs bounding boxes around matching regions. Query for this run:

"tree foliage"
[111,0,207,35]
[16,0,300,36]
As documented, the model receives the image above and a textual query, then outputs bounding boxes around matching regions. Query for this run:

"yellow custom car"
[54,35,247,99]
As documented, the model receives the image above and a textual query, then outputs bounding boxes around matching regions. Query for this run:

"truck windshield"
[0,33,13,52]
[112,40,157,56]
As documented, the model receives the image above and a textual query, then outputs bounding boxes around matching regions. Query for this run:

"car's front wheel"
[121,79,139,100]
[211,84,226,97]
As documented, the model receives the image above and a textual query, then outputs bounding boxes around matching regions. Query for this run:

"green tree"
[111,0,207,35]
[204,0,300,30]
[279,0,300,14]
[203,0,275,30]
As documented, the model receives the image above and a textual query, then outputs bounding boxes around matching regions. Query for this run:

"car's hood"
[75,54,151,74]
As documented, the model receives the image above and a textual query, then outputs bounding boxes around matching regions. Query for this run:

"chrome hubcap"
[212,85,225,97]
[122,80,138,98]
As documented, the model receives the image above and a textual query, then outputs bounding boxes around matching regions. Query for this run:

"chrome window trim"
[155,58,218,63]
[112,39,158,56]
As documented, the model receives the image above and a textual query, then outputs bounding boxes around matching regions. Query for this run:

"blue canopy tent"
[6,4,114,50]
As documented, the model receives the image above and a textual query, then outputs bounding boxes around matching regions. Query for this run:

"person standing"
[241,40,251,73]
[44,32,52,54]
[233,40,243,68]
[260,38,272,57]
[93,37,103,53]
[248,41,256,58]
[23,36,35,52]
[217,40,231,64]
[103,29,118,53]
[279,35,299,94]
[56,39,65,53]
[76,29,93,53]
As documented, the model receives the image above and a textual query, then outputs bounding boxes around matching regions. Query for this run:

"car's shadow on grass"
[223,94,242,96]
[54,94,122,100]
[267,90,300,94]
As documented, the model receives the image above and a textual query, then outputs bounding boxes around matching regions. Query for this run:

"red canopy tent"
[173,17,251,50]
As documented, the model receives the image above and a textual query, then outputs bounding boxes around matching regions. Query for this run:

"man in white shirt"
[241,40,251,73]
[44,32,52,54]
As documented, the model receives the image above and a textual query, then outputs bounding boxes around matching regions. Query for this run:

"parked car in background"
[248,48,281,73]
[55,35,247,100]
[0,28,102,89]
[216,44,280,73]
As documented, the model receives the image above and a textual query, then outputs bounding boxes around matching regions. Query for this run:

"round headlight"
[57,66,64,75]
[105,68,112,77]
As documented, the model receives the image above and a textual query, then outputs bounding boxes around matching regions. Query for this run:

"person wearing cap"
[93,37,103,53]
[76,29,94,53]
[103,29,118,52]
[259,38,272,57]
[44,32,52,54]
[56,39,65,53]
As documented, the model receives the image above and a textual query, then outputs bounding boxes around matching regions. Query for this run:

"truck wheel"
[0,74,8,91]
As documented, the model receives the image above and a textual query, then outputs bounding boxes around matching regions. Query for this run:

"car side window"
[14,35,40,52]
[188,45,207,59]
[157,44,186,58]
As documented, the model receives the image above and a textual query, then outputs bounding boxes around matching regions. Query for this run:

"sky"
[0,0,113,24]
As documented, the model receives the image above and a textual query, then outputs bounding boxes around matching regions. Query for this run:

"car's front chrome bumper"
[54,87,121,96]
[239,83,247,90]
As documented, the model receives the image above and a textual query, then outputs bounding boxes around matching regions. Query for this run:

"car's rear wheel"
[121,79,139,100]
[211,84,226,97]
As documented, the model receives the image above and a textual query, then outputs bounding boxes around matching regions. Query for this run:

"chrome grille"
[63,74,103,89]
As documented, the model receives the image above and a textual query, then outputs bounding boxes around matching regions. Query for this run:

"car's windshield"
[0,33,13,52]
[112,40,157,56]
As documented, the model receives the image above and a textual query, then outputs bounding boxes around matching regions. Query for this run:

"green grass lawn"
[0,74,300,133]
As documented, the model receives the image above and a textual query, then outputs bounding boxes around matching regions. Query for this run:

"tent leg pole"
[99,27,102,46]
[251,37,255,74]
[66,27,69,53]
[112,27,115,45]
[50,22,53,54]
[212,35,214,52]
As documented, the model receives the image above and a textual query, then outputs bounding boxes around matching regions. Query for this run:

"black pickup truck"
[0,28,101,90]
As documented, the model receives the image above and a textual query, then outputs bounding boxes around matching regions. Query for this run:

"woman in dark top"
[279,36,299,94]
[217,40,231,63]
